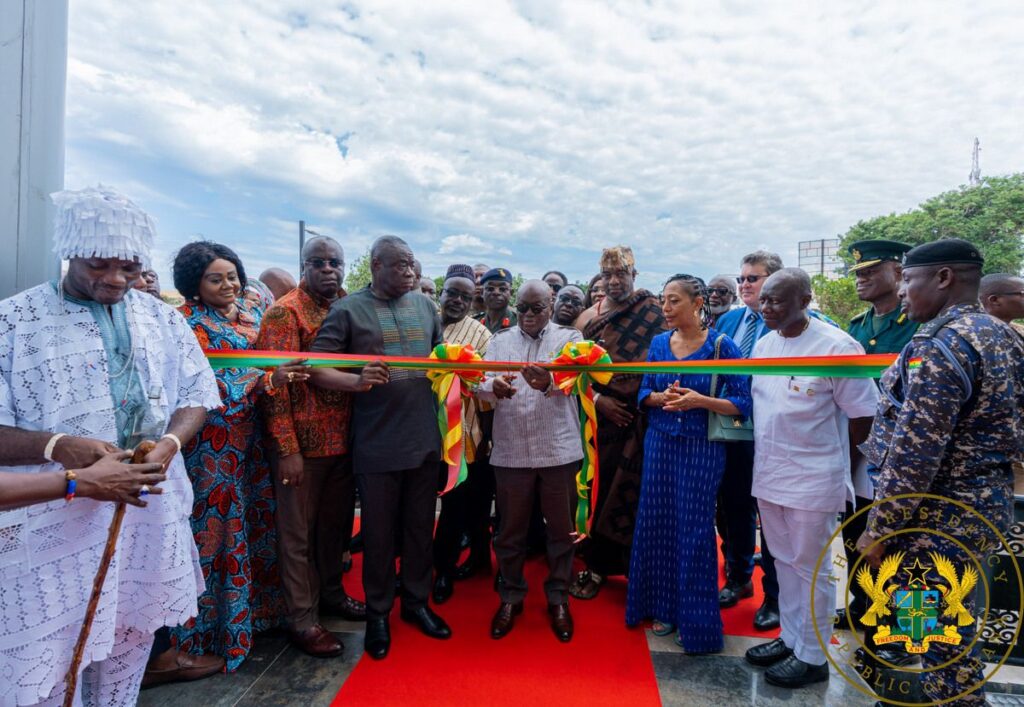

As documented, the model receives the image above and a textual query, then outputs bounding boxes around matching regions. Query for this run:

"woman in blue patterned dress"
[625,274,752,654]
[170,241,308,671]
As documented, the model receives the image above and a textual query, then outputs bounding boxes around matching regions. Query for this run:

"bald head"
[760,268,813,335]
[516,279,552,336]
[301,235,342,262]
[259,267,297,300]
[980,272,1024,324]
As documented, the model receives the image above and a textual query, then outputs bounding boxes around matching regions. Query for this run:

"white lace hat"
[50,186,156,268]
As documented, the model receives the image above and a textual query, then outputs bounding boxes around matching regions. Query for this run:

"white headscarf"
[51,186,156,268]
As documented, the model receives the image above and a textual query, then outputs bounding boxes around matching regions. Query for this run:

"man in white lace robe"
[0,187,221,706]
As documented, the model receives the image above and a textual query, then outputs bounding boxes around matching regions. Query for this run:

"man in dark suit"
[309,235,450,660]
[715,250,782,631]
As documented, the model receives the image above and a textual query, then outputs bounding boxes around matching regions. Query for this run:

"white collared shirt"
[750,317,878,512]
[477,323,584,468]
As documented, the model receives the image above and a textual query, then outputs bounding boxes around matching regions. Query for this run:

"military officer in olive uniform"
[855,239,1024,706]
[846,239,919,355]
[841,239,919,659]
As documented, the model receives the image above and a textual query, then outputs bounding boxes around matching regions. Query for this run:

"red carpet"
[333,552,660,707]
[333,527,775,706]
[717,543,781,640]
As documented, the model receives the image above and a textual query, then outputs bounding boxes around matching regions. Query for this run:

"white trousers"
[29,627,153,707]
[758,500,837,665]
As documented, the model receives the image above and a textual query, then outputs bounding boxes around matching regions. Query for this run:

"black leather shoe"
[548,603,574,642]
[745,638,792,667]
[454,556,491,581]
[432,574,454,605]
[400,606,452,639]
[490,602,523,639]
[853,646,918,669]
[753,598,780,631]
[834,607,865,628]
[364,617,390,660]
[764,654,829,688]
[718,581,754,608]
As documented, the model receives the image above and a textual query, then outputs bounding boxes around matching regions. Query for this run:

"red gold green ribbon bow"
[427,343,486,495]
[551,341,614,538]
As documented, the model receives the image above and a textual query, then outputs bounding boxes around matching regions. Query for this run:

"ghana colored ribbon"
[206,349,897,378]
[426,344,486,495]
[550,341,614,538]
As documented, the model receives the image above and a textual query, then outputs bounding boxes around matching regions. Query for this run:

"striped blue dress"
[625,329,751,653]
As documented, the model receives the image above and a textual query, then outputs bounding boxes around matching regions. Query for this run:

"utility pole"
[298,220,305,274]
[969,137,981,186]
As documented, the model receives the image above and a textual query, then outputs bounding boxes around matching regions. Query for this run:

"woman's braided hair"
[663,273,712,330]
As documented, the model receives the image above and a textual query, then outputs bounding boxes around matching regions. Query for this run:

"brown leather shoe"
[289,624,344,658]
[320,594,367,621]
[490,601,523,639]
[548,603,574,642]
[142,648,225,688]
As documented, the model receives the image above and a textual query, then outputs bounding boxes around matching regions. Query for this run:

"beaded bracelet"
[65,470,77,503]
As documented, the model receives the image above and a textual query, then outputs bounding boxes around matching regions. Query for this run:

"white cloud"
[63,0,1024,290]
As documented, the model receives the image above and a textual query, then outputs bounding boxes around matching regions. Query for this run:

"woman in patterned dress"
[625,274,751,654]
[170,241,308,670]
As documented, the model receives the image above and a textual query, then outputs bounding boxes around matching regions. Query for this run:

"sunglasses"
[708,287,733,297]
[305,258,343,269]
[550,283,563,292]
[736,275,768,284]
[516,302,548,315]
[557,295,584,306]
[442,288,473,303]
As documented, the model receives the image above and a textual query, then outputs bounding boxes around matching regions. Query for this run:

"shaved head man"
[260,267,298,300]
[980,273,1024,330]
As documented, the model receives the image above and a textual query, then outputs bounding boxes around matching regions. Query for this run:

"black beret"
[480,267,512,284]
[902,238,984,269]
[848,239,913,272]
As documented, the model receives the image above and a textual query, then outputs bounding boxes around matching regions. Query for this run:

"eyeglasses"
[442,289,473,303]
[708,287,733,297]
[993,290,1024,297]
[516,302,548,315]
[557,295,584,306]
[736,275,768,284]
[305,258,343,270]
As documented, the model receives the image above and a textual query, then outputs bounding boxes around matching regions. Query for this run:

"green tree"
[811,275,863,330]
[838,174,1024,274]
[345,247,372,291]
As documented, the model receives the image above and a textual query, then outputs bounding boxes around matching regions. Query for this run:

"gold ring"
[287,372,295,383]
[282,478,290,485]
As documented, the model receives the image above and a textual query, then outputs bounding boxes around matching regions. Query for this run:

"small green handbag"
[707,334,754,443]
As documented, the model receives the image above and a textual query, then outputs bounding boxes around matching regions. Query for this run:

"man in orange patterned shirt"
[256,236,366,658]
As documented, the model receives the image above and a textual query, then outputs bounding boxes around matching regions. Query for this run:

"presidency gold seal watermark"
[811,493,1023,707]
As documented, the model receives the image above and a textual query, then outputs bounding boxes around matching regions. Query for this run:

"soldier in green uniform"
[474,268,518,333]
[846,239,919,354]
[855,239,1024,705]
[841,240,920,667]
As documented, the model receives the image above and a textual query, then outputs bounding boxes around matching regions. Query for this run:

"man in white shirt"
[743,268,877,689]
[477,281,583,643]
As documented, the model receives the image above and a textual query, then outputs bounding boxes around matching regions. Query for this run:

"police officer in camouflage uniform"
[841,240,919,664]
[855,239,1024,706]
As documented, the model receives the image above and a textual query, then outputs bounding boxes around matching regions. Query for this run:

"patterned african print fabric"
[255,282,351,458]
[582,289,667,556]
[171,299,285,671]
[0,285,220,705]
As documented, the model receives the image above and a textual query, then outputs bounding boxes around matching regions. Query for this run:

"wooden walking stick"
[62,440,156,706]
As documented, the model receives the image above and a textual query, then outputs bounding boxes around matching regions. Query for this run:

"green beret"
[902,238,984,269]
[847,239,913,273]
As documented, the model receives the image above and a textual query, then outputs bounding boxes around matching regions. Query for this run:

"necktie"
[739,311,760,358]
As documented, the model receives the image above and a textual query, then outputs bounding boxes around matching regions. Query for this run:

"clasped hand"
[661,380,707,412]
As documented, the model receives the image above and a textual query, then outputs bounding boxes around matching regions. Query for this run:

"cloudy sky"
[65,1,1024,292]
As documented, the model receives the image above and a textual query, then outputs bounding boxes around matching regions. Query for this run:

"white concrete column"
[0,0,69,299]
